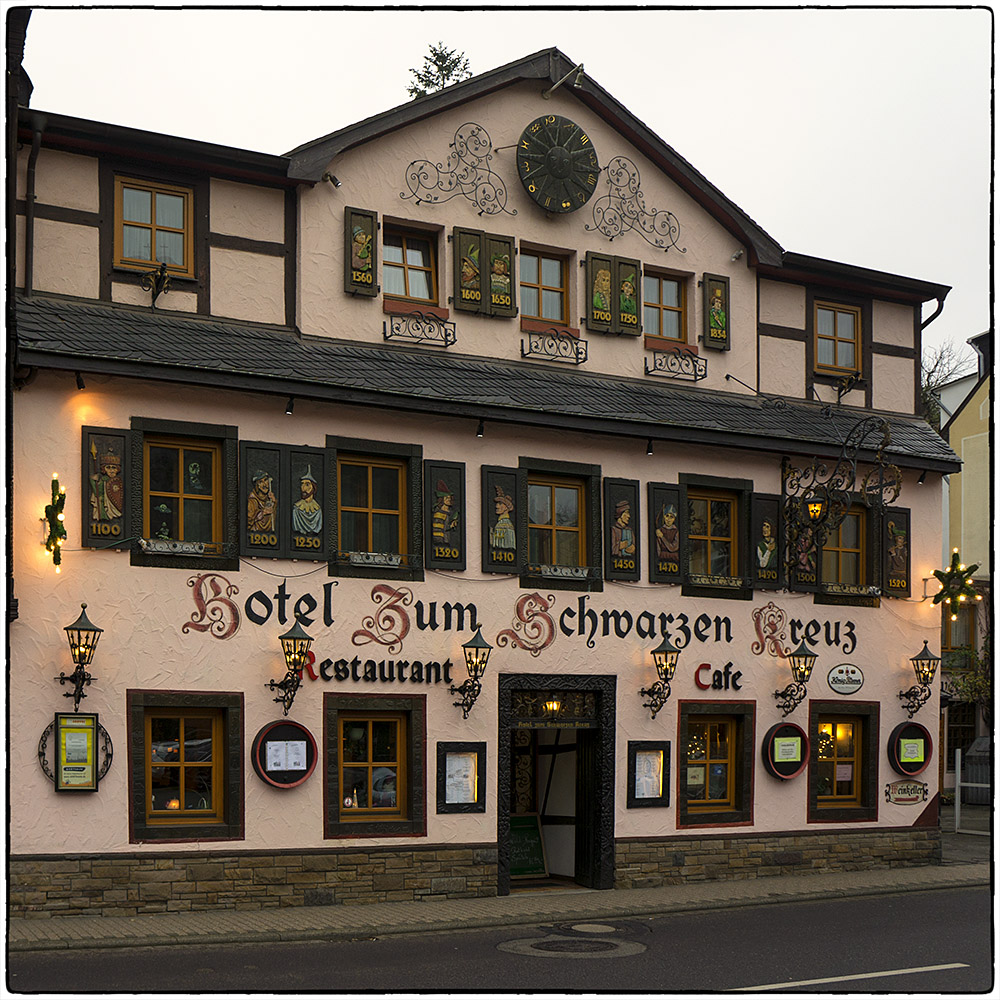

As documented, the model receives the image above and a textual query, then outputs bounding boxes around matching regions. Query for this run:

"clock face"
[517,115,600,214]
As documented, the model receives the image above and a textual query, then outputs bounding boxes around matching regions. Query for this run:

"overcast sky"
[19,5,992,365]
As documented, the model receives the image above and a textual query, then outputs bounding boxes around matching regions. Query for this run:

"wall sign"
[344,206,378,297]
[251,719,318,789]
[54,712,100,792]
[436,741,486,813]
[702,273,730,351]
[827,663,864,695]
[882,508,911,598]
[750,494,782,591]
[424,460,466,570]
[509,813,548,878]
[761,722,810,780]
[885,779,928,805]
[886,721,933,777]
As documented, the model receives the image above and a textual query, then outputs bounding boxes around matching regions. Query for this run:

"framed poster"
[424,460,466,570]
[604,478,640,581]
[436,741,486,813]
[627,740,670,808]
[702,273,730,351]
[882,507,911,598]
[54,712,99,792]
[751,494,782,590]
[482,466,520,573]
[648,482,683,584]
[81,427,129,549]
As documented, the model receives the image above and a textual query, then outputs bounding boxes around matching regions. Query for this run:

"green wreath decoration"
[931,548,981,618]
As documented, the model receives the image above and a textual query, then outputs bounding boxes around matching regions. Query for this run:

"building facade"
[10,45,960,917]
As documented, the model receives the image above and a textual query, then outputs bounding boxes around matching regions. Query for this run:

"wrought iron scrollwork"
[139,261,171,308]
[644,347,707,380]
[520,329,588,365]
[401,123,516,216]
[37,720,113,781]
[586,156,686,252]
[383,311,457,347]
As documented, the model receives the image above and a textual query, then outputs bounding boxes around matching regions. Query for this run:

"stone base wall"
[615,826,941,889]
[10,844,498,919]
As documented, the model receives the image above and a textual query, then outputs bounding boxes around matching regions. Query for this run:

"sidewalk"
[8,813,992,954]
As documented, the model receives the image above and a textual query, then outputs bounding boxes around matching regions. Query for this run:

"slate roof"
[15,294,959,472]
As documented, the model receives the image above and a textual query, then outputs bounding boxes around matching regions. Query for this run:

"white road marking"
[734,962,969,991]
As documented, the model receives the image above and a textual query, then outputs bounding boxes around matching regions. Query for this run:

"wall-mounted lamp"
[285,397,295,415]
[267,619,314,716]
[774,640,817,717]
[75,372,86,390]
[57,603,103,712]
[917,471,927,485]
[731,249,745,262]
[450,627,492,719]
[639,636,680,719]
[542,62,585,99]
[543,697,562,721]
[476,418,485,438]
[43,473,67,573]
[646,438,654,456]
[898,640,941,719]
[321,172,343,188]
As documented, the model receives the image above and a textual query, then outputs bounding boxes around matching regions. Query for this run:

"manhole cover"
[497,934,646,959]
[534,939,618,953]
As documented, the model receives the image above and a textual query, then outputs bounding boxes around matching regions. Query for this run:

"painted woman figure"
[592,266,611,312]
[292,467,322,535]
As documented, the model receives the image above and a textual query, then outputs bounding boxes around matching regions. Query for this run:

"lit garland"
[932,548,981,621]
[44,474,67,572]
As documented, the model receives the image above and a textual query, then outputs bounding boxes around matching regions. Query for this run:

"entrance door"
[497,674,616,895]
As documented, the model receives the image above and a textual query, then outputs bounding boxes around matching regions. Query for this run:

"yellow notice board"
[55,713,98,791]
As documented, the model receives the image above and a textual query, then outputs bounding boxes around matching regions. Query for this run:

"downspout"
[920,295,946,330]
[24,124,41,297]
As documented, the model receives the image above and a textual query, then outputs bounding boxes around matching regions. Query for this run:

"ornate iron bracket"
[774,681,809,718]
[639,678,671,720]
[898,682,932,719]
[54,665,96,712]
[449,677,482,720]
[139,262,171,308]
[266,671,302,717]
[38,720,113,781]
[586,156,686,252]
[644,347,707,381]
[401,123,516,216]
[520,329,588,365]
[383,312,457,348]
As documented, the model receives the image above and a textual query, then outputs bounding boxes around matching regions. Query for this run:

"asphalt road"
[7,887,992,994]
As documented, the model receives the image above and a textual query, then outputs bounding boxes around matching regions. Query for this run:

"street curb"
[7,874,991,953]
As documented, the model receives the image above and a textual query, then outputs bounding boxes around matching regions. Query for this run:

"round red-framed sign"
[761,722,810,780]
[887,721,933,777]
[251,720,318,789]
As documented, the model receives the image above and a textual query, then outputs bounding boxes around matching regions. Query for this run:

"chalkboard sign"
[509,813,547,878]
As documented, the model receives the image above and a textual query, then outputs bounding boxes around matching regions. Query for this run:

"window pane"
[123,187,151,223]
[149,498,176,540]
[711,500,731,537]
[184,498,214,542]
[407,270,431,300]
[383,264,405,296]
[688,498,708,536]
[643,276,659,303]
[817,338,835,366]
[555,529,580,566]
[340,510,368,551]
[383,235,403,263]
[151,775,182,812]
[405,239,431,267]
[149,446,178,493]
[122,225,152,261]
[838,341,856,369]
[372,721,397,762]
[841,514,859,548]
[340,464,368,507]
[710,540,731,574]
[371,466,399,511]
[710,725,729,759]
[644,305,660,334]
[521,286,539,318]
[529,526,551,565]
[372,512,399,553]
[528,485,552,526]
[817,309,835,337]
[662,311,680,340]
[183,718,213,759]
[342,723,368,762]
[372,767,397,808]
[708,763,728,800]
[554,487,579,527]
[541,289,563,321]
[157,229,184,267]
[841,553,859,584]
[816,761,835,796]
[662,280,679,308]
[689,542,708,575]
[822,550,838,582]
[836,723,855,756]
[687,726,706,760]
[155,192,184,229]
[342,767,369,808]
[184,767,213,809]
[837,311,856,342]
[151,717,180,748]
[520,253,538,283]
[184,451,213,495]
[540,256,562,287]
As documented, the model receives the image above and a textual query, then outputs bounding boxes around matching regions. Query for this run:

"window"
[678,702,754,827]
[338,455,407,559]
[942,603,976,671]
[144,437,223,553]
[528,477,585,568]
[114,177,194,278]
[687,492,737,576]
[325,693,426,838]
[808,702,878,821]
[643,273,686,341]
[821,508,864,586]
[945,702,976,772]
[128,691,243,842]
[383,227,437,303]
[814,302,861,373]
[339,714,407,821]
[520,251,567,324]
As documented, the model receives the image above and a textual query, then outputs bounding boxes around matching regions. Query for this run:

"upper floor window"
[337,455,408,559]
[383,227,437,303]
[942,603,977,671]
[687,491,737,576]
[821,508,865,586]
[643,273,686,341]
[114,178,194,278]
[144,437,223,553]
[815,302,861,374]
[528,477,585,567]
[520,251,568,324]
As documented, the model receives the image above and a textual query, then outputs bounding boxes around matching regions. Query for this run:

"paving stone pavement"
[8,812,991,953]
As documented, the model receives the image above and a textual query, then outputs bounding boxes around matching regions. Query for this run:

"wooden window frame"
[684,716,736,812]
[337,454,408,562]
[942,602,977,671]
[643,271,687,345]
[527,475,585,569]
[337,712,408,823]
[814,301,862,375]
[143,436,224,553]
[519,249,569,325]
[687,490,738,577]
[815,715,862,808]
[114,176,194,279]
[807,701,878,822]
[383,226,439,304]
[821,507,865,587]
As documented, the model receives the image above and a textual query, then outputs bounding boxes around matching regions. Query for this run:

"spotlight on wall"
[542,62,585,99]
[57,603,103,712]
[476,419,485,438]
[917,471,927,485]
[731,249,745,262]
[267,620,314,716]
[646,438,653,456]
[898,640,941,719]
[75,372,86,390]
[450,627,492,719]
[285,397,295,415]
[639,636,680,719]
[774,640,817,717]
[321,172,342,188]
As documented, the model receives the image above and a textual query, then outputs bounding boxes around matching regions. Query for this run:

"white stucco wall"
[872,353,916,414]
[210,247,285,325]
[210,178,286,243]
[759,279,806,330]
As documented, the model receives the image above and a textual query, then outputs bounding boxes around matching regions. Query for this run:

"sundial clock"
[517,115,600,213]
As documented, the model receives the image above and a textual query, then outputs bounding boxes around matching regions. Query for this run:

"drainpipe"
[24,124,41,297]
[920,296,946,330]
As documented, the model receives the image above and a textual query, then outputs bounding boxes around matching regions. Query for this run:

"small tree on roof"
[407,42,472,99]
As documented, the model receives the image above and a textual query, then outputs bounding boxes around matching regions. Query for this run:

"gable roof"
[14,292,960,473]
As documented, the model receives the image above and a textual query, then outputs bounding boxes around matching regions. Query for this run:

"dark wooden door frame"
[497,673,617,895]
